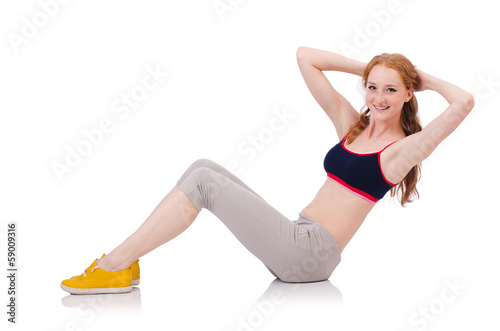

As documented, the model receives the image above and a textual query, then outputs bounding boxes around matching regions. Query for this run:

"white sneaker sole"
[61,284,132,295]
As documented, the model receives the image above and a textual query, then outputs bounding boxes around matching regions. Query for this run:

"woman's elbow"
[296,46,310,63]
[463,93,475,113]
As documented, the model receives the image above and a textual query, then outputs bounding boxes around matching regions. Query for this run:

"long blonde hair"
[347,53,422,207]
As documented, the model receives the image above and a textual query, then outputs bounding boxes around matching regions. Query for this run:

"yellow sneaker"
[61,256,132,295]
[69,254,140,286]
[130,259,140,286]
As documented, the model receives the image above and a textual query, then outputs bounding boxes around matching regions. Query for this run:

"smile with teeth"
[374,105,390,110]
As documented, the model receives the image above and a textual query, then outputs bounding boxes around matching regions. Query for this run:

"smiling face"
[365,64,414,123]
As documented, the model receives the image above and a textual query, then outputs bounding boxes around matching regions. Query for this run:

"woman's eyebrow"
[367,81,399,87]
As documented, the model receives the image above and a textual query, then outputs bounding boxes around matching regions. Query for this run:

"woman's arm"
[296,46,366,139]
[416,68,474,108]
[391,68,475,179]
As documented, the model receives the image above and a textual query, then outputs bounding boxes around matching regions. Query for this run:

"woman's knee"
[193,167,231,192]
[189,158,219,171]
[177,159,218,188]
[179,166,231,211]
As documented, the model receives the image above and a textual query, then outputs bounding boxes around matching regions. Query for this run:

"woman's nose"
[375,91,386,104]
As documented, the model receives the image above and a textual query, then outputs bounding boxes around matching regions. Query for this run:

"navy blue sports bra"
[323,136,398,204]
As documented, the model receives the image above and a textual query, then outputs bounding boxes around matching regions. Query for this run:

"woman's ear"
[405,88,414,102]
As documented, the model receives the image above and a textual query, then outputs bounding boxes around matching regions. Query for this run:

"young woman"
[61,47,474,294]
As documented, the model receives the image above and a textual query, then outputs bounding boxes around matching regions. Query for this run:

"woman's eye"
[368,86,376,90]
[388,88,397,92]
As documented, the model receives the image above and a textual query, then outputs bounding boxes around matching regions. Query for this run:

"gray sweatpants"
[176,159,341,283]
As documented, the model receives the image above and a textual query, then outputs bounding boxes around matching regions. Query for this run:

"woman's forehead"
[367,65,404,86]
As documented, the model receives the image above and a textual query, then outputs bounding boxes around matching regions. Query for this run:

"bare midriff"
[300,177,375,254]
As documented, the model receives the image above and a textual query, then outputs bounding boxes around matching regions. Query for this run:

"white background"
[1,0,498,330]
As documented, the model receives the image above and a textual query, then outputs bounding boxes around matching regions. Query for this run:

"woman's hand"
[414,67,430,92]
[413,66,473,110]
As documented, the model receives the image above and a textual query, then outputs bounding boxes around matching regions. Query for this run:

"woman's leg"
[97,185,199,272]
[98,159,265,272]
[169,159,341,282]
[100,158,341,282]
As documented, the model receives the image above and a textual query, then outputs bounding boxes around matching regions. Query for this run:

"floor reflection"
[61,287,142,315]
[228,279,343,330]
[258,278,343,306]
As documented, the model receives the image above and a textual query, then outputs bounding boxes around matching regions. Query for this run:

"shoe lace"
[83,259,100,278]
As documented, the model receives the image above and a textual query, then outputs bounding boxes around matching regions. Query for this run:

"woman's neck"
[366,118,405,140]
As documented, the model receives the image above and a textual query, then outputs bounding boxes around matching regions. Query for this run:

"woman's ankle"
[97,255,130,272]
